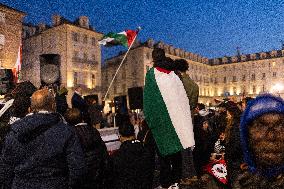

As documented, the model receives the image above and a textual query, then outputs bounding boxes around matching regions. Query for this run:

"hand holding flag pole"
[103,27,142,101]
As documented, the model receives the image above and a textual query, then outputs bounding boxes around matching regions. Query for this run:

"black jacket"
[74,123,110,189]
[71,93,87,114]
[111,140,153,189]
[0,113,86,189]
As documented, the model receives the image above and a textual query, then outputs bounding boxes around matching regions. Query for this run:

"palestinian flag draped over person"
[143,67,195,156]
[98,29,138,47]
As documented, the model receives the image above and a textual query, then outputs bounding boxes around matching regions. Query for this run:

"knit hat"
[240,94,284,177]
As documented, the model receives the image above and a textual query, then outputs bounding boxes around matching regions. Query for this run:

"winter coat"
[179,73,199,110]
[71,93,87,115]
[0,112,86,189]
[74,123,110,189]
[110,140,153,189]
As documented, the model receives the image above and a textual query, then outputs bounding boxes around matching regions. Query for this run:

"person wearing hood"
[110,121,153,189]
[233,94,284,188]
[0,88,86,189]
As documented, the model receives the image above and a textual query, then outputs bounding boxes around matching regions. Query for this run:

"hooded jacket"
[0,112,86,189]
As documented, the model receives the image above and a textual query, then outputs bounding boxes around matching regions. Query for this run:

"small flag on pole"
[99,29,138,47]
[12,43,22,83]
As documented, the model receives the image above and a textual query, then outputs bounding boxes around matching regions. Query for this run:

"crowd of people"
[0,47,284,189]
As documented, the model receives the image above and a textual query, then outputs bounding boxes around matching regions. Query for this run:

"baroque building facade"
[102,39,284,108]
[0,3,25,69]
[21,15,103,103]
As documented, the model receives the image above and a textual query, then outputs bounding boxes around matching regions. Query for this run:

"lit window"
[0,12,5,24]
[83,34,88,44]
[262,73,266,80]
[72,32,79,42]
[0,34,4,48]
[253,85,256,93]
[91,37,96,46]
[273,72,277,77]
[74,72,78,86]
[251,74,256,81]
[91,74,96,87]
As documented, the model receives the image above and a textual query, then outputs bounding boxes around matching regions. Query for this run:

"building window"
[262,73,266,80]
[122,71,126,79]
[233,87,237,94]
[214,78,217,84]
[253,85,256,93]
[224,77,227,83]
[73,51,78,58]
[214,88,217,96]
[0,12,5,24]
[83,34,88,44]
[91,74,96,88]
[251,74,255,81]
[122,84,126,93]
[0,34,5,48]
[273,72,277,77]
[74,72,78,86]
[91,37,96,46]
[83,53,88,61]
[233,76,237,82]
[242,75,246,81]
[92,54,96,61]
[262,85,265,92]
[72,32,79,42]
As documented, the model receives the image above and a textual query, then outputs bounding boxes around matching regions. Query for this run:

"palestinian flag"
[98,30,137,47]
[143,67,195,156]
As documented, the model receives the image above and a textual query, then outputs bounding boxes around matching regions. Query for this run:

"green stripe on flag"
[103,32,128,47]
[144,68,183,156]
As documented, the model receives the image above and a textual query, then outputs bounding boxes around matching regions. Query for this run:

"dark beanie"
[119,122,135,137]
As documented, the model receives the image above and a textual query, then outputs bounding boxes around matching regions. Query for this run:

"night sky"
[2,0,284,60]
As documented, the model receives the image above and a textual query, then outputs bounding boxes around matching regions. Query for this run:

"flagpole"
[103,27,141,101]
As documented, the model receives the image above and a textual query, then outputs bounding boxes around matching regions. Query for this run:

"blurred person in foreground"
[233,94,284,188]
[0,88,86,189]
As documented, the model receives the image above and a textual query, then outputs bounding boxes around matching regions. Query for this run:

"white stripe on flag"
[98,37,115,45]
[154,69,195,149]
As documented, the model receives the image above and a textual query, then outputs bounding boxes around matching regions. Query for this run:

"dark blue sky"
[3,0,284,59]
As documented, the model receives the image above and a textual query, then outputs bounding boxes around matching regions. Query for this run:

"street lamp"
[271,83,284,96]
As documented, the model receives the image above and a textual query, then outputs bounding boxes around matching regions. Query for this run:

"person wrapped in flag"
[143,47,195,156]
[143,47,195,188]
